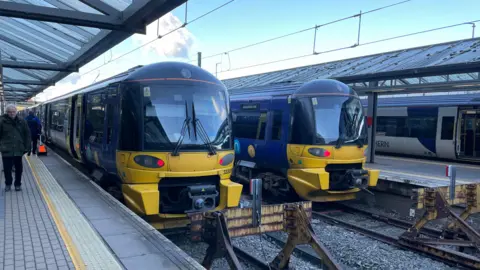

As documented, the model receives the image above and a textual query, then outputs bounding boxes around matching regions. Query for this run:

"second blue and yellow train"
[229,79,379,202]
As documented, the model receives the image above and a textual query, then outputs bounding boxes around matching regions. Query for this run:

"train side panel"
[376,106,441,158]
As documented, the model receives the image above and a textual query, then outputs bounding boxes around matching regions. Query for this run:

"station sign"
[241,103,259,110]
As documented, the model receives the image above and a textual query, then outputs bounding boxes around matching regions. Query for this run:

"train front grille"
[158,176,221,214]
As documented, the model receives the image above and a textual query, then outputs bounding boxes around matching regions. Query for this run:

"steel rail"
[313,211,480,269]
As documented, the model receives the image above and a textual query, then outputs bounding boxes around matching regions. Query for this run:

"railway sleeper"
[403,184,480,256]
[187,201,341,270]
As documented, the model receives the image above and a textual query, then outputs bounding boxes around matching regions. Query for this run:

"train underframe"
[233,163,379,202]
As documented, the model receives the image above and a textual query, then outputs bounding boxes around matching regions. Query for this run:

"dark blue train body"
[229,80,379,202]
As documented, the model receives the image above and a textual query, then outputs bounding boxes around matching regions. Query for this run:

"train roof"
[27,62,222,108]
[229,82,303,101]
[362,92,480,108]
[229,81,480,107]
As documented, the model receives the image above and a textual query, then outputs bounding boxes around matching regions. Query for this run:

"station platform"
[0,152,204,270]
[367,155,480,194]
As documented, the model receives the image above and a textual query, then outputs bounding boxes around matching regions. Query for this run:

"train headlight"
[308,148,331,158]
[134,155,165,168]
[219,153,234,166]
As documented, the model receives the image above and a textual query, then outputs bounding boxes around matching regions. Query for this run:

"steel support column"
[366,83,378,163]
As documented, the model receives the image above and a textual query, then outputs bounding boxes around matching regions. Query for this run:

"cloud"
[64,73,81,85]
[132,12,195,59]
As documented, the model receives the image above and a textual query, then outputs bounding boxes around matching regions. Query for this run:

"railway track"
[313,204,480,269]
[232,246,271,270]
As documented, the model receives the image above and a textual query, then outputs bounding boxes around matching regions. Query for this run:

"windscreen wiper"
[336,108,348,149]
[352,137,365,148]
[172,101,191,156]
[349,112,364,148]
[192,102,217,156]
[335,136,345,149]
[172,117,191,156]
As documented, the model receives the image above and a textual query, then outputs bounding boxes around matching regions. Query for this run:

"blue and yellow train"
[22,62,242,229]
[229,79,379,202]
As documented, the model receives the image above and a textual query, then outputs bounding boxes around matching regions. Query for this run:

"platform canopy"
[0,0,185,102]
[222,37,480,95]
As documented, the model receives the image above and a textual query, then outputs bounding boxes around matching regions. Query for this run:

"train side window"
[271,111,282,140]
[257,112,267,140]
[232,112,266,140]
[379,116,407,137]
[441,116,455,140]
[407,116,437,139]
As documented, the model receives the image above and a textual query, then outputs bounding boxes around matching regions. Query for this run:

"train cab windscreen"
[142,84,232,152]
[292,95,367,147]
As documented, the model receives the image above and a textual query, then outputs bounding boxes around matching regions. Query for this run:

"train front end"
[116,62,242,229]
[288,79,379,202]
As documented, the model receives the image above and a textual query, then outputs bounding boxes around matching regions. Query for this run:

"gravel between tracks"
[166,234,257,270]
[310,218,458,270]
[167,233,322,269]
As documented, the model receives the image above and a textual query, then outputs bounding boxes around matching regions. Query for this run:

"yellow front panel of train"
[115,150,242,228]
[285,144,378,202]
[168,153,218,172]
[287,144,367,169]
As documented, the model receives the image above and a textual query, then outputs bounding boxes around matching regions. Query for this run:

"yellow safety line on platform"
[26,156,85,270]
[373,168,471,184]
[377,155,480,170]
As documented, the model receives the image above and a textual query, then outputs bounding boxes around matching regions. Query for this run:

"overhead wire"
[216,19,480,75]
[189,0,412,62]
[78,0,235,78]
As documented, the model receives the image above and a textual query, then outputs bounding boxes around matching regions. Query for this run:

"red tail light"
[134,155,165,168]
[308,148,331,158]
[157,159,165,167]
[219,153,234,166]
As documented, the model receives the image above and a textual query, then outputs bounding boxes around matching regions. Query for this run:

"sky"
[32,0,480,102]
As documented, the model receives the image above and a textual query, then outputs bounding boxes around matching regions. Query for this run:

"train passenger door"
[84,90,106,168]
[458,108,480,160]
[70,95,82,161]
[46,104,52,141]
[102,84,120,173]
[435,107,457,159]
[263,96,289,170]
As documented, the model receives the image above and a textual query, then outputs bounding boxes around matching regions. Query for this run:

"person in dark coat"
[25,110,42,155]
[0,104,31,191]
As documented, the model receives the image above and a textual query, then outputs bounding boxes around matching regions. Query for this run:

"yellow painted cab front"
[287,144,379,202]
[283,80,380,202]
[117,150,242,229]
[113,65,243,229]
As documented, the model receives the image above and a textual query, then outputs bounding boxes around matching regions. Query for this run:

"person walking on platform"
[25,110,42,155]
[0,104,31,192]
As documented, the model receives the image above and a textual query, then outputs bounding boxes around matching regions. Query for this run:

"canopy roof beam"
[79,0,120,16]
[0,2,145,33]
[1,60,77,72]
[3,78,51,86]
